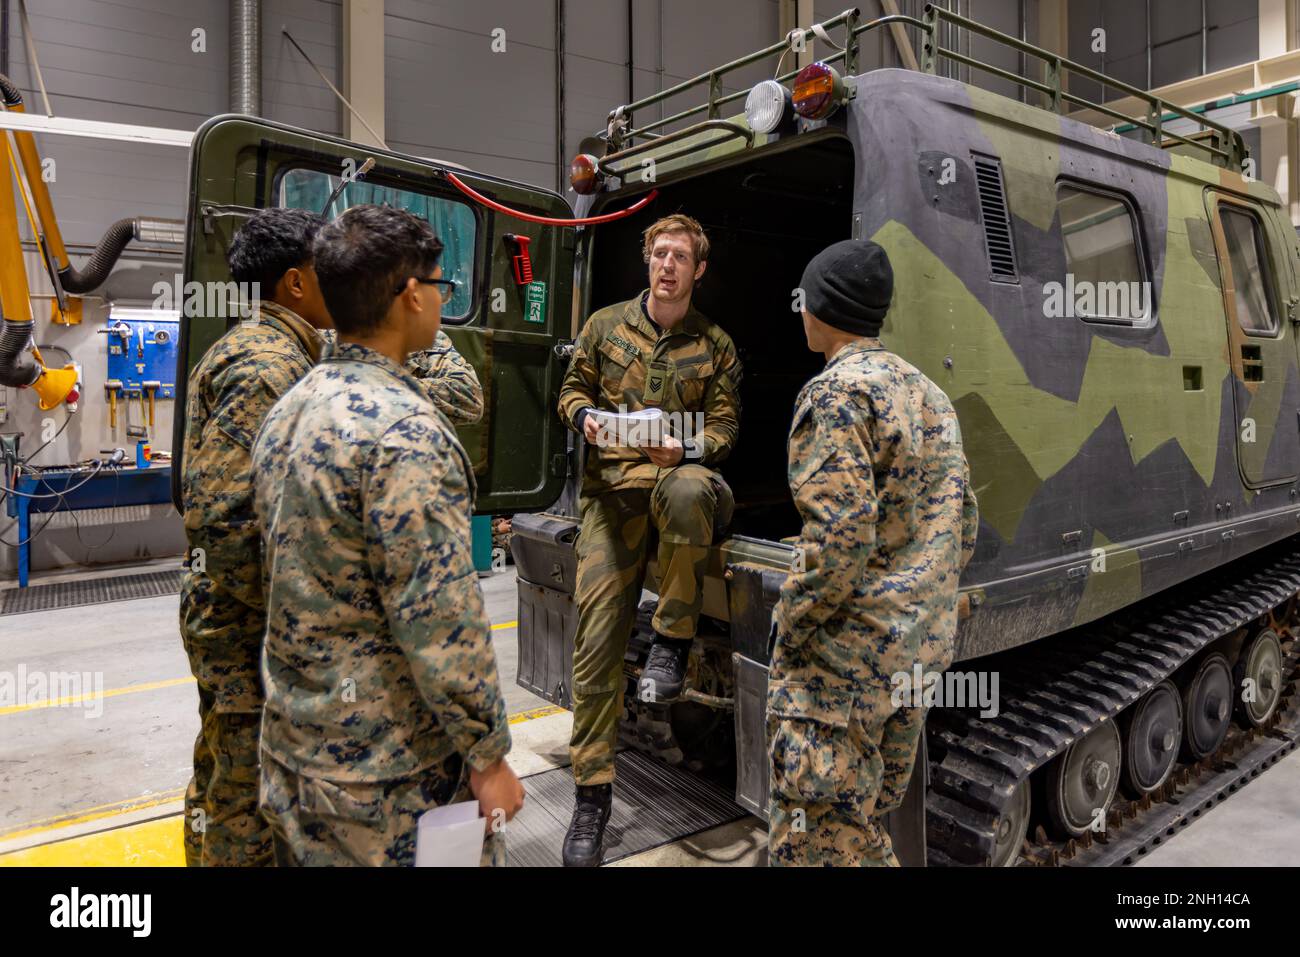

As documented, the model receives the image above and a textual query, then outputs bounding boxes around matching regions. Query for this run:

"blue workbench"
[4,464,173,587]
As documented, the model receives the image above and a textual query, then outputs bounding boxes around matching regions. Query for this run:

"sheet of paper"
[414,801,484,867]
[590,407,666,448]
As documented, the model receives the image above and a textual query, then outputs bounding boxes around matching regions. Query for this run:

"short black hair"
[313,204,444,335]
[226,207,325,294]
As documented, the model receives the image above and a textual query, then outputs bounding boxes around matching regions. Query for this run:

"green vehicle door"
[171,114,573,515]
[1206,189,1300,488]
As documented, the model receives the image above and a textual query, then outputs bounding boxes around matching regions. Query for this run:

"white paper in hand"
[590,407,666,448]
[414,801,485,867]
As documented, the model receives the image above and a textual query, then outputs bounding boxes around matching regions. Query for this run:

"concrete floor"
[1,559,1297,866]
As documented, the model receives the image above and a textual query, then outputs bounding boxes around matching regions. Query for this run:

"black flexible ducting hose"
[0,319,38,387]
[56,217,137,293]
[0,72,21,108]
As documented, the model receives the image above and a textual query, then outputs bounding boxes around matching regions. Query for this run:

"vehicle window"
[279,168,477,321]
[1056,184,1149,323]
[1219,206,1278,336]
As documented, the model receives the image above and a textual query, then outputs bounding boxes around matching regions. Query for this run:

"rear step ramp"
[506,751,745,867]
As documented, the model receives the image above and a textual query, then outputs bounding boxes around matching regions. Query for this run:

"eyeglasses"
[395,277,458,304]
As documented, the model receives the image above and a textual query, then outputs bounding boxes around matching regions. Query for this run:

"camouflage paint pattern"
[557,291,742,493]
[406,329,485,426]
[569,466,734,784]
[603,69,1300,662]
[251,341,509,858]
[767,339,976,866]
[843,70,1300,658]
[178,299,324,867]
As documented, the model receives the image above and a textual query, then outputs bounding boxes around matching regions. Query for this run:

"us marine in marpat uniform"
[324,326,485,425]
[768,240,978,867]
[252,204,522,866]
[408,329,484,425]
[178,208,332,867]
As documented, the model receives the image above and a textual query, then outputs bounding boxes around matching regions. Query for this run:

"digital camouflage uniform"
[251,341,509,867]
[179,300,325,868]
[326,327,484,425]
[407,329,484,425]
[557,290,742,785]
[767,339,977,867]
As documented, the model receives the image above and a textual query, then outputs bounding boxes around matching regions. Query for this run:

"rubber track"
[925,542,1300,866]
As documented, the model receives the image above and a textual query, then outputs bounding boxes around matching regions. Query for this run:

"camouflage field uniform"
[179,301,325,868]
[407,329,484,425]
[767,339,977,867]
[557,291,742,785]
[251,341,509,867]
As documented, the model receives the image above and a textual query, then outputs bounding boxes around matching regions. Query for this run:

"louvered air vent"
[973,155,1018,282]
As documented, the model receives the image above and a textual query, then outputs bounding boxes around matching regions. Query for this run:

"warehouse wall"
[0,0,1280,579]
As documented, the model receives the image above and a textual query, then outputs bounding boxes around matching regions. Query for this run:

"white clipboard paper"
[590,407,666,448]
[414,801,484,867]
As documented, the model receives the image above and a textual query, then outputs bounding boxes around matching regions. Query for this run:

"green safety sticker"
[524,281,547,324]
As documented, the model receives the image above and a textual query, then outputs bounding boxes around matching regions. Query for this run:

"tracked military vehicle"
[175,5,1299,867]
[511,6,1300,867]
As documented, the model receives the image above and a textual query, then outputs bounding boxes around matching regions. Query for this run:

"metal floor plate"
[0,569,183,616]
[506,751,746,867]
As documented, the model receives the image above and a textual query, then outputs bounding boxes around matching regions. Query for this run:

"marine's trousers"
[766,649,927,867]
[259,753,503,866]
[569,464,733,786]
[179,574,272,867]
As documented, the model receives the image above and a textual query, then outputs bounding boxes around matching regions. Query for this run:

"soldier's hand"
[470,758,525,833]
[582,413,602,446]
[646,434,684,468]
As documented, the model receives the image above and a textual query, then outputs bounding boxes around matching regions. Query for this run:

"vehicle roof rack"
[599,4,1247,174]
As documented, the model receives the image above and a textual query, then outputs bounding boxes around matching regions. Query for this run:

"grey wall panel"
[384,1,556,186]
[263,0,344,134]
[967,0,1026,100]
[12,139,188,247]
[657,0,778,90]
[8,0,227,121]
[386,0,553,38]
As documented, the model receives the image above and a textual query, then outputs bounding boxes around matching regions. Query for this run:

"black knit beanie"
[799,239,893,336]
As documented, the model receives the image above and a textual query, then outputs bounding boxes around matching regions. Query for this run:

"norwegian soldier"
[767,240,978,867]
[179,208,332,867]
[252,204,522,866]
[556,213,742,866]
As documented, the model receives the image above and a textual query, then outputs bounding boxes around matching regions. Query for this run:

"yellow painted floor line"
[0,816,185,867]
[0,676,195,717]
[0,788,186,844]
[1,622,519,719]
[1,701,563,861]
[509,704,564,725]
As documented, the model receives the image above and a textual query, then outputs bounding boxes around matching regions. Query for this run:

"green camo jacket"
[179,301,324,711]
[252,341,509,783]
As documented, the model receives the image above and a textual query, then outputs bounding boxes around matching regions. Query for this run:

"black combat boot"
[562,783,612,867]
[640,635,693,702]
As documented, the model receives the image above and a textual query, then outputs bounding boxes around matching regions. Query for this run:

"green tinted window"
[1057,184,1148,323]
[280,169,477,321]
